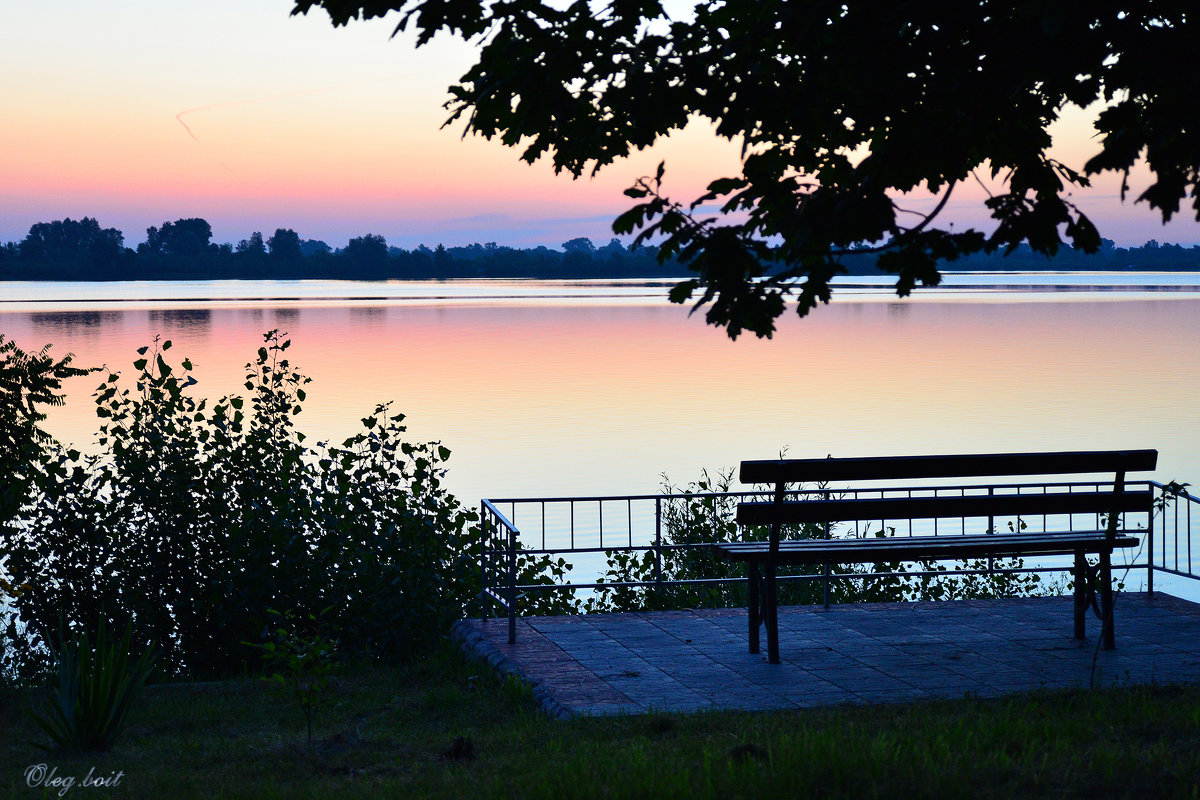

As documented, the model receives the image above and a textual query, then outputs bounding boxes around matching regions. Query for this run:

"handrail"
[1147,480,1198,596]
[479,499,520,643]
[484,479,1155,505]
[481,498,519,534]
[480,479,1194,643]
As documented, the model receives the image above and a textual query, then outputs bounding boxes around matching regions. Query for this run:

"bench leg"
[1073,550,1086,640]
[765,562,780,665]
[747,562,761,655]
[1100,549,1115,650]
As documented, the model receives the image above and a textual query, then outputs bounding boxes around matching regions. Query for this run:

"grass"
[4,643,1200,799]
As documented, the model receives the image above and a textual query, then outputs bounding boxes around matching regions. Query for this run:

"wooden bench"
[713,450,1158,664]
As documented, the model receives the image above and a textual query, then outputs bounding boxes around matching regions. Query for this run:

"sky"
[3,1,1199,251]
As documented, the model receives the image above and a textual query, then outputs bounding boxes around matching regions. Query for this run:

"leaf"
[612,205,649,234]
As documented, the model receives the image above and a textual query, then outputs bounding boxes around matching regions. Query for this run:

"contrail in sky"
[175,113,201,143]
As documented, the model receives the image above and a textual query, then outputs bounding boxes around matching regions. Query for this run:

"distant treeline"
[0,217,688,281]
[1,216,1198,282]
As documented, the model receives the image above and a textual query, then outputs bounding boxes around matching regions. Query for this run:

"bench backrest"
[740,450,1158,485]
[737,450,1158,553]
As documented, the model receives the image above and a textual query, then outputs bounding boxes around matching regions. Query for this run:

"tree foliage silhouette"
[140,218,214,260]
[292,0,1199,337]
[0,335,93,528]
[19,218,124,273]
[268,228,303,265]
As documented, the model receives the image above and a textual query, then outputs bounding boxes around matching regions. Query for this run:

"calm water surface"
[3,275,1199,512]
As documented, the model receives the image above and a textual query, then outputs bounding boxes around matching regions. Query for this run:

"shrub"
[2,331,567,680]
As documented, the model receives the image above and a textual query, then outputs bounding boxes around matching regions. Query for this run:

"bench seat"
[715,529,1139,565]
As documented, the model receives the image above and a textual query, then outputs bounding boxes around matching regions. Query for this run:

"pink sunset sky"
[3,1,1198,251]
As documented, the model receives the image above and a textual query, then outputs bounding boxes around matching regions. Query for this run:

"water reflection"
[6,290,1200,509]
[29,310,123,334]
[350,307,388,324]
[148,309,212,332]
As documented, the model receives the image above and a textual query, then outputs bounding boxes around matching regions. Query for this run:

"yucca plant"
[29,619,156,752]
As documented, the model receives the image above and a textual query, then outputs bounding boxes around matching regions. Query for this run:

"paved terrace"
[453,593,1200,717]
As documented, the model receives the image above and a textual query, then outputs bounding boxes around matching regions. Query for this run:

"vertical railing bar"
[823,488,832,607]
[986,485,995,574]
[961,486,966,535]
[1042,483,1047,534]
[570,500,575,550]
[1148,495,1155,594]
[1067,483,1073,533]
[1186,492,1192,575]
[628,498,633,549]
[1163,492,1169,573]
[599,499,604,550]
[541,500,546,550]
[654,497,663,588]
[480,501,489,620]
[507,522,517,644]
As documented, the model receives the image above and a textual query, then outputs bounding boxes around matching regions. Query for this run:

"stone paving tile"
[456,593,1200,717]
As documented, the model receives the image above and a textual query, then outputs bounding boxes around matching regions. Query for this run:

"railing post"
[1148,491,1155,596]
[508,524,517,644]
[480,501,489,620]
[822,489,831,609]
[987,485,995,575]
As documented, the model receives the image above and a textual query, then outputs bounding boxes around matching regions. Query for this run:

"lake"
[3,273,1200,514]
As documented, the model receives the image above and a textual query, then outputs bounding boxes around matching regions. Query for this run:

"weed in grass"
[246,606,337,746]
[500,673,535,707]
[645,715,677,736]
[440,736,477,761]
[727,742,769,763]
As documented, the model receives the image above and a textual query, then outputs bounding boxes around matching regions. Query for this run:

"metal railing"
[1146,480,1200,593]
[480,479,1198,643]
